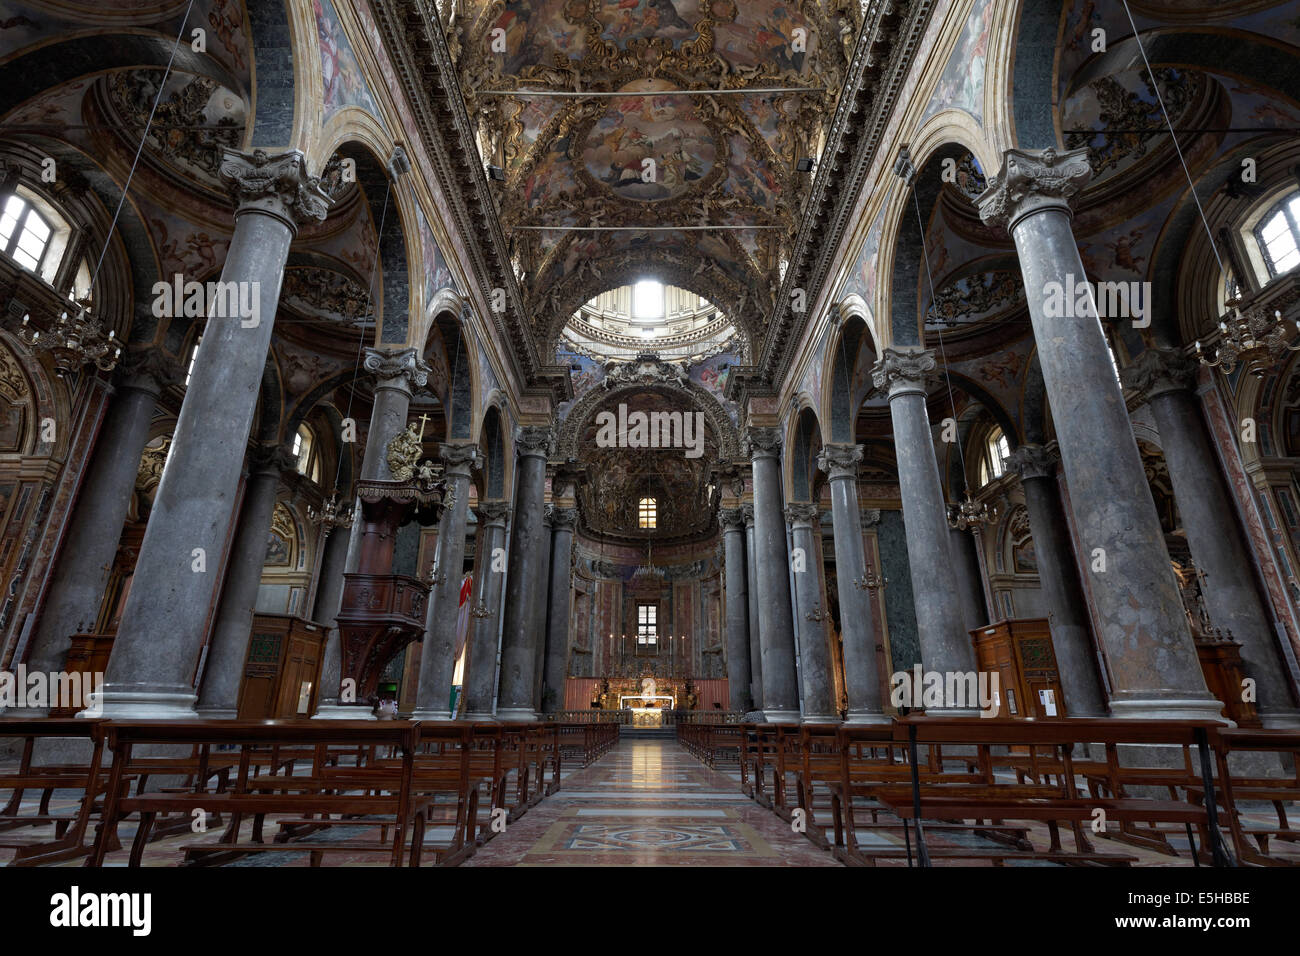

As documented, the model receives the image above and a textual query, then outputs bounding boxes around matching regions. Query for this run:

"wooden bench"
[0,718,114,865]
[90,720,433,867]
[882,717,1232,867]
[1209,728,1300,865]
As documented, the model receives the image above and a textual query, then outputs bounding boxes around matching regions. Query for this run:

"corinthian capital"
[977,147,1092,233]
[817,442,863,481]
[249,441,299,476]
[871,347,937,397]
[743,426,781,460]
[117,345,182,395]
[1005,442,1059,481]
[720,507,746,531]
[363,346,431,391]
[440,441,482,477]
[785,502,821,529]
[476,500,510,526]
[516,424,553,459]
[1120,347,1199,402]
[547,505,577,532]
[219,148,330,227]
[741,503,755,527]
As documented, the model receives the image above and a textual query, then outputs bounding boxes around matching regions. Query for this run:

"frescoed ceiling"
[450,0,858,353]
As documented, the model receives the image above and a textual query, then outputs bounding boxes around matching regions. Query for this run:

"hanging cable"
[1118,0,1225,275]
[911,187,970,498]
[89,0,198,302]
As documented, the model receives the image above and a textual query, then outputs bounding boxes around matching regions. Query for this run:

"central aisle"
[464,736,841,866]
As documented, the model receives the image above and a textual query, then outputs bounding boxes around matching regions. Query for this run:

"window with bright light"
[633,279,664,319]
[293,424,320,482]
[637,603,657,645]
[1256,192,1300,278]
[0,193,52,274]
[978,428,1011,487]
[638,496,657,529]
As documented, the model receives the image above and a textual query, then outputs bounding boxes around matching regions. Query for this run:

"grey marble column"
[873,348,978,706]
[541,506,576,714]
[948,526,989,635]
[308,515,352,715]
[745,428,800,720]
[720,508,753,713]
[532,507,555,711]
[496,426,552,721]
[92,149,327,719]
[1124,349,1300,722]
[26,347,177,676]
[818,443,887,723]
[787,503,839,722]
[410,443,481,720]
[316,348,428,719]
[463,502,510,720]
[1006,443,1107,717]
[980,148,1219,721]
[742,504,764,712]
[196,442,297,717]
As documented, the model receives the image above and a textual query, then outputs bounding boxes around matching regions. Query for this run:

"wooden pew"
[0,718,114,865]
[1209,728,1300,865]
[873,717,1231,867]
[89,720,432,868]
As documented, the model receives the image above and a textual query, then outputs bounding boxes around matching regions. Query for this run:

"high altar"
[592,674,697,726]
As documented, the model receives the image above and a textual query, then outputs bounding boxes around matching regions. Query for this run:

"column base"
[844,711,892,725]
[495,707,538,722]
[762,709,801,723]
[83,687,198,720]
[313,702,376,721]
[1258,710,1300,730]
[408,709,452,721]
[800,714,842,724]
[194,706,238,720]
[1108,697,1231,723]
[462,711,499,723]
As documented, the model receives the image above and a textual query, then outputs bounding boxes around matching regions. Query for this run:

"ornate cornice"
[1120,347,1199,402]
[763,0,936,386]
[818,442,863,481]
[218,149,329,228]
[977,147,1092,234]
[516,425,554,460]
[362,346,431,391]
[1005,442,1060,481]
[871,347,937,397]
[743,426,781,461]
[785,502,821,529]
[370,1,535,382]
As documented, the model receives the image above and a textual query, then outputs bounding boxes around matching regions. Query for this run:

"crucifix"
[415,413,432,442]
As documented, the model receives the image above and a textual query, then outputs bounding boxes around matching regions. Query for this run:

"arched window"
[0,193,53,274]
[638,496,657,529]
[978,427,1011,487]
[185,336,202,386]
[1254,191,1300,279]
[292,423,320,482]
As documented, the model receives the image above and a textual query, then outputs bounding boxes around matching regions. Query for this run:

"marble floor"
[463,737,840,867]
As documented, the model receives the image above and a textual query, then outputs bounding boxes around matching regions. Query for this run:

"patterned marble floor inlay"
[463,738,841,867]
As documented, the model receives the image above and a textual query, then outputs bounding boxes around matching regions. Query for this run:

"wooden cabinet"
[970,618,1067,720]
[51,633,115,717]
[236,614,326,719]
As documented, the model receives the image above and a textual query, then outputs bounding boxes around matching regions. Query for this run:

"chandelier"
[631,529,664,583]
[18,305,121,376]
[308,490,354,534]
[1193,301,1300,377]
[948,493,996,531]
